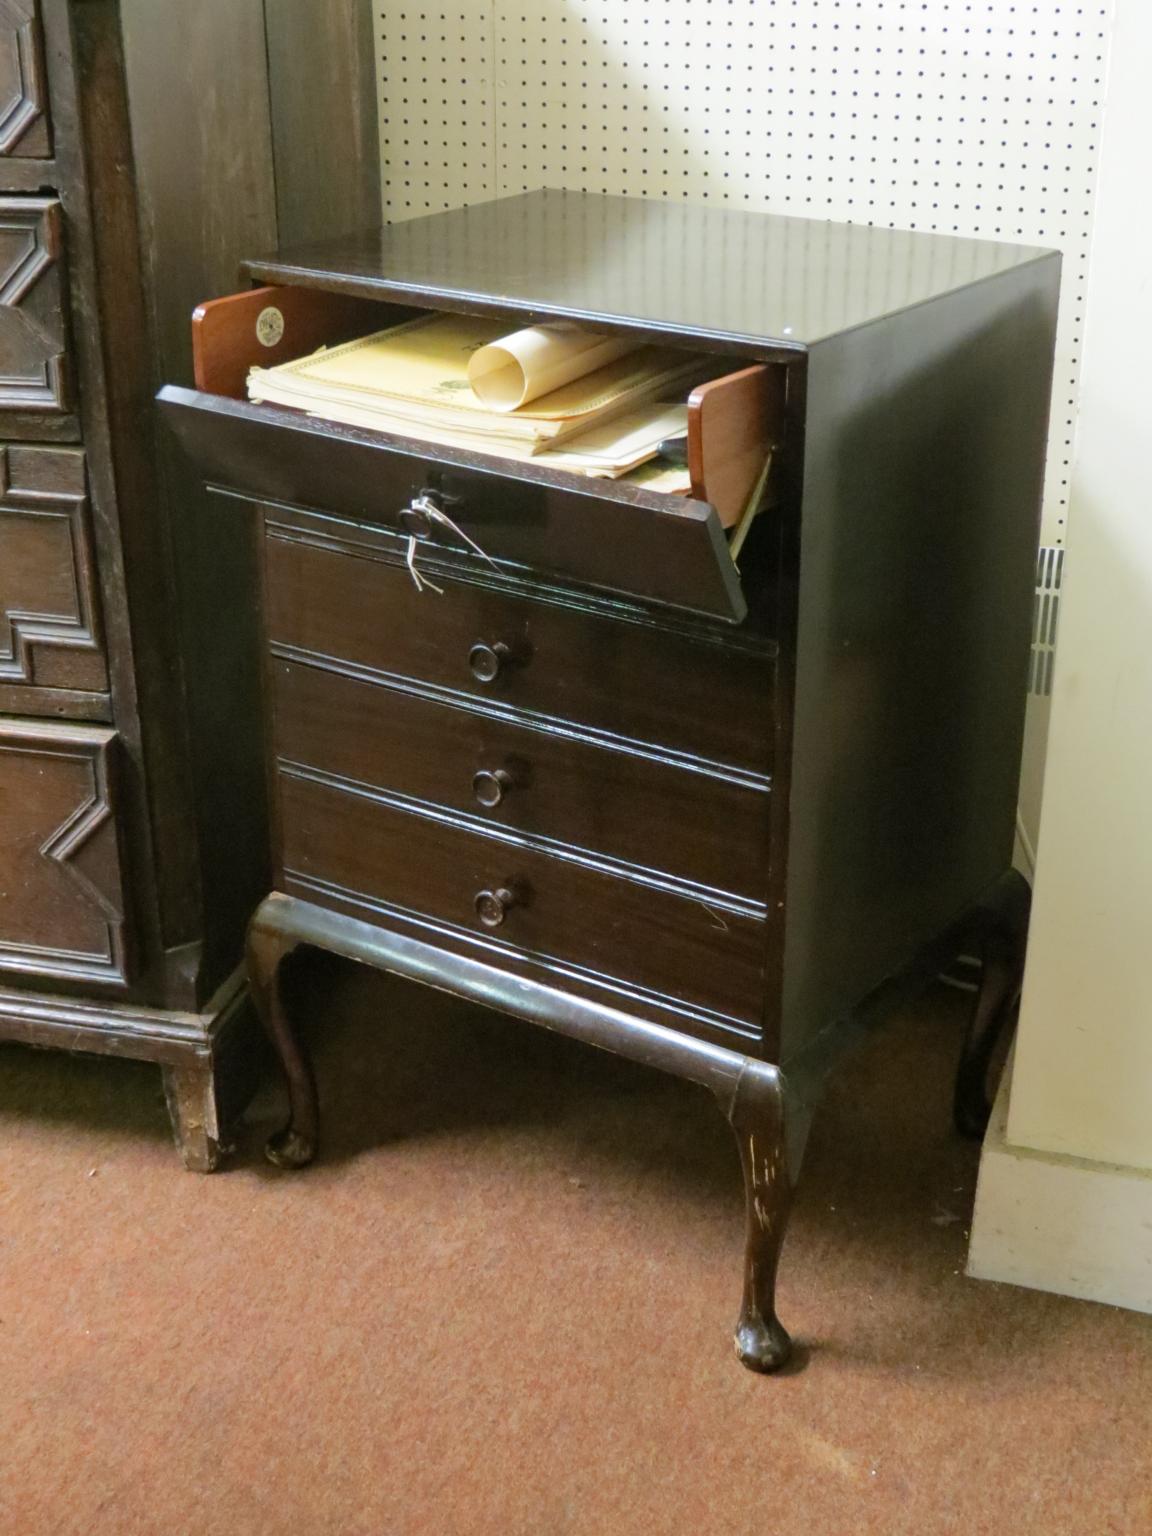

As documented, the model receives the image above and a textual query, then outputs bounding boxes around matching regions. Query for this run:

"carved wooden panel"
[0,196,69,415]
[0,1,50,159]
[0,719,129,984]
[0,444,107,693]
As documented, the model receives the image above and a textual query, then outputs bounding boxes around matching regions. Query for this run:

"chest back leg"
[247,895,318,1169]
[953,870,1032,1139]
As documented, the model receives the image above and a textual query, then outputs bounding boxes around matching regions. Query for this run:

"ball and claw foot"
[734,1312,793,1374]
[265,1127,317,1170]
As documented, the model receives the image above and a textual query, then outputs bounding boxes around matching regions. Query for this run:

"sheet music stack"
[247,313,706,485]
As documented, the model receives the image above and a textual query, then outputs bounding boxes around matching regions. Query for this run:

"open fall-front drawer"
[158,286,787,623]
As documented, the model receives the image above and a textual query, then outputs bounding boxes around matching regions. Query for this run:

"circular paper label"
[255,305,285,348]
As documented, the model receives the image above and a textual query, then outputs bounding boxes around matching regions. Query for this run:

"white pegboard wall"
[376,1,1116,545]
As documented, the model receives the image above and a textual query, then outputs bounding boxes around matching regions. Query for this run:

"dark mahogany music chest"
[161,190,1058,1369]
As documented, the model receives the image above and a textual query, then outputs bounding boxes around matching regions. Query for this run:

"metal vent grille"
[1030,546,1064,698]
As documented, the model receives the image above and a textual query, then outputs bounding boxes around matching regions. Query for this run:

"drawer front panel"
[0,4,50,159]
[0,197,69,422]
[0,444,108,694]
[160,385,746,621]
[272,657,771,900]
[0,719,129,985]
[279,771,767,1030]
[264,514,774,773]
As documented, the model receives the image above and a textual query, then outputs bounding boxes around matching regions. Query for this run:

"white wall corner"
[968,1052,1152,1314]
[1013,690,1051,879]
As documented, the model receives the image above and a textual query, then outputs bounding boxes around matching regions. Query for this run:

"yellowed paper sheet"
[467,324,638,411]
[247,314,701,443]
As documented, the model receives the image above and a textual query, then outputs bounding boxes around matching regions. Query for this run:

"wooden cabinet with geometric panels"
[0,0,380,1169]
[0,443,106,698]
[0,196,71,428]
[0,1,50,160]
[0,717,126,986]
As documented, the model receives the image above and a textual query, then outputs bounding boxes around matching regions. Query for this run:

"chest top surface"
[245,188,1054,354]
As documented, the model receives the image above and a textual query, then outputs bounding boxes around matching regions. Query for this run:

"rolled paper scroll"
[467,323,639,412]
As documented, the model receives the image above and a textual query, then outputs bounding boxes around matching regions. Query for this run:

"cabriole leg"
[953,870,1032,1139]
[715,1063,794,1374]
[247,897,317,1169]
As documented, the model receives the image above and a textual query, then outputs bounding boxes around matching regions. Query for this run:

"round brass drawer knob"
[474,886,518,928]
[468,641,511,683]
[472,768,513,808]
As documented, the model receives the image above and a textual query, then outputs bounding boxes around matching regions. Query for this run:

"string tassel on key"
[403,492,499,594]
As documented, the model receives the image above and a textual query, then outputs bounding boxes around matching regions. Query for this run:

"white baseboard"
[968,1051,1152,1313]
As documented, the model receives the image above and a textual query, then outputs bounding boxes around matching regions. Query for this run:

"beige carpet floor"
[1,953,1149,1535]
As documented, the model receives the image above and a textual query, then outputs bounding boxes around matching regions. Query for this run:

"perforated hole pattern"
[377,2,1114,546]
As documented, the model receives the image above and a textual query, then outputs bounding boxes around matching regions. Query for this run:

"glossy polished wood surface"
[191,285,384,399]
[272,657,771,900]
[779,255,1060,1056]
[246,188,1055,351]
[261,505,774,772]
[277,771,768,1030]
[160,385,746,621]
[164,186,1058,1354]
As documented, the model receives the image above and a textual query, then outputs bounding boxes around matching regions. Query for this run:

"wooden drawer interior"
[190,282,784,526]
[160,281,789,622]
